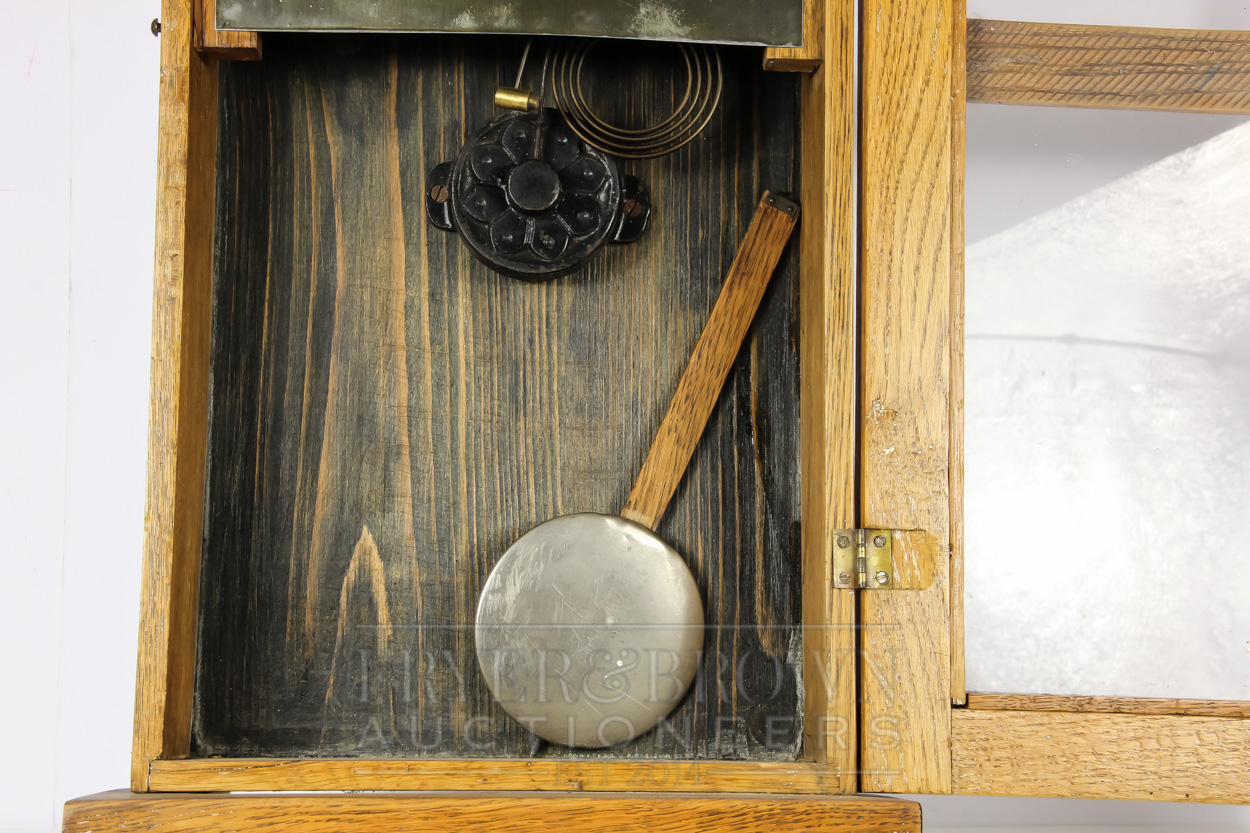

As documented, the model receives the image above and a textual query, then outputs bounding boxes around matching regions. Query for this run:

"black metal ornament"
[426,107,650,281]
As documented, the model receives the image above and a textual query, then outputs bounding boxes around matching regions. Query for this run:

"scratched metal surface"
[475,513,704,749]
[216,0,804,47]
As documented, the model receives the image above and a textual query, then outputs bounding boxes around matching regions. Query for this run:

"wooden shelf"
[66,791,921,833]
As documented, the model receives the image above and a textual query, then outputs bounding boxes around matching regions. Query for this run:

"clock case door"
[856,0,1250,804]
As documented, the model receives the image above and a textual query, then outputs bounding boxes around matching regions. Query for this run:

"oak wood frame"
[132,0,858,796]
[965,694,1250,719]
[67,791,921,833]
[148,759,838,793]
[132,0,217,791]
[857,0,957,794]
[857,0,1250,804]
[965,19,1250,114]
[193,0,261,60]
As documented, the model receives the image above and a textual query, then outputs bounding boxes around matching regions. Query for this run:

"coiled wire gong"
[546,41,723,160]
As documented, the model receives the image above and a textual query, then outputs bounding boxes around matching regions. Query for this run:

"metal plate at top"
[216,0,804,47]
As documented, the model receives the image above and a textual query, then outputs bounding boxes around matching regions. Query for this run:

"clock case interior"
[194,33,804,762]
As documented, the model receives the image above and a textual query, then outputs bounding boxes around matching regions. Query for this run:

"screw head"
[837,572,852,586]
[836,534,851,549]
[623,198,645,219]
[429,184,450,203]
[875,571,890,586]
[873,534,887,548]
[151,18,161,36]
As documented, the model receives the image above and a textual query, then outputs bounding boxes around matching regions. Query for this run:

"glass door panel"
[964,109,1250,700]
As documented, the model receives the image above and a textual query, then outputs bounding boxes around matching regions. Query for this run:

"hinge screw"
[873,534,887,548]
[836,534,851,548]
[875,571,890,585]
[837,572,852,585]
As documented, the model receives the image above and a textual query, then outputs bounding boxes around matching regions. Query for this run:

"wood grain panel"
[858,0,957,794]
[795,0,856,789]
[149,758,837,793]
[953,709,1250,803]
[967,693,1250,719]
[764,0,823,72]
[132,0,217,792]
[949,0,967,708]
[196,35,804,761]
[886,531,939,591]
[966,19,1250,114]
[194,0,261,60]
[66,790,922,833]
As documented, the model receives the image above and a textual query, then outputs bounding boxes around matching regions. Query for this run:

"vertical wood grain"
[132,0,217,791]
[796,0,857,792]
[858,0,957,794]
[196,35,805,760]
[948,0,967,708]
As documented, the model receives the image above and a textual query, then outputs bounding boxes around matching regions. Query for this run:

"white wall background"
[1,2,159,832]
[0,1,1246,832]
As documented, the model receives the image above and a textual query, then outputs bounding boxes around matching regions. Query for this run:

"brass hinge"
[832,529,893,589]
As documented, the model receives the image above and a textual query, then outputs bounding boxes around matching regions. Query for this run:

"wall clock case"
[62,1,1250,831]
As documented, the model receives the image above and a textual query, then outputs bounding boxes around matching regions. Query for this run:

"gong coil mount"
[496,40,724,161]
[549,41,723,160]
[426,107,650,281]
